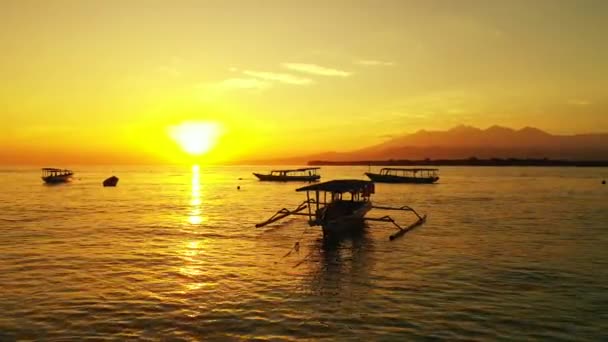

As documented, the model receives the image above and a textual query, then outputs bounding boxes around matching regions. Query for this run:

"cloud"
[199,69,311,100]
[200,62,347,100]
[282,63,351,77]
[197,78,270,102]
[217,78,270,90]
[567,99,591,106]
[355,59,394,66]
[243,70,313,85]
[158,56,184,77]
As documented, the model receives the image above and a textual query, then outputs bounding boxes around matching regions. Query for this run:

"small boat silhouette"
[253,167,321,182]
[365,168,440,184]
[103,176,119,187]
[41,168,73,184]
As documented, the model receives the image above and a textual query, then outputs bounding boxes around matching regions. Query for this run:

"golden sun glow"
[169,122,221,156]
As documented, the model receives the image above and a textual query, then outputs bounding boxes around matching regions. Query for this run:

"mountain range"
[253,125,608,164]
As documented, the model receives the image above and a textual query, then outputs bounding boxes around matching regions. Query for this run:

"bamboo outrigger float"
[253,167,321,182]
[255,179,426,240]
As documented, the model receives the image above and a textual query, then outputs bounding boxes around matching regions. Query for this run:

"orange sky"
[1,0,607,164]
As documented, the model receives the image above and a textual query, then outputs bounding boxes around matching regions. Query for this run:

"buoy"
[237,186,241,190]
[103,176,119,187]
[603,180,606,185]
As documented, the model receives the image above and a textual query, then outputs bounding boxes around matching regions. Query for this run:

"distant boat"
[253,167,321,182]
[365,168,440,184]
[41,168,73,184]
[255,179,426,240]
[103,176,119,187]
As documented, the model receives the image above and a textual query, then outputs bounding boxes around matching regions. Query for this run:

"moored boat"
[253,167,320,182]
[365,168,439,184]
[103,176,119,187]
[296,180,373,236]
[255,179,426,240]
[41,168,73,184]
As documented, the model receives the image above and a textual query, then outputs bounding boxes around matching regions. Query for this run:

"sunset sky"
[1,0,607,164]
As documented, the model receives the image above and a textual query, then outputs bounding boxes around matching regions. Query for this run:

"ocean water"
[0,165,607,341]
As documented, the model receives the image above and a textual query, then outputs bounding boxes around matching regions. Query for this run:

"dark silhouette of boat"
[41,168,73,184]
[253,167,321,182]
[103,176,119,187]
[256,179,426,240]
[365,168,439,184]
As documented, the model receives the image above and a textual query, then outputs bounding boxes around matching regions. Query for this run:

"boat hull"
[253,173,320,182]
[321,201,372,237]
[365,172,439,184]
[103,176,119,187]
[42,175,72,184]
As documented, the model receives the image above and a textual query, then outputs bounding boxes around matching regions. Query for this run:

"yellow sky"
[1,0,607,164]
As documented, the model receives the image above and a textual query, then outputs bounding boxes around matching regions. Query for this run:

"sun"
[169,121,221,156]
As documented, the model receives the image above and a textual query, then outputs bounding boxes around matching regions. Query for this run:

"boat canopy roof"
[271,167,320,173]
[42,168,72,172]
[381,168,438,172]
[296,179,372,193]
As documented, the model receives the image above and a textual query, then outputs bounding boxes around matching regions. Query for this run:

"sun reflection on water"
[178,167,213,292]
[188,164,206,225]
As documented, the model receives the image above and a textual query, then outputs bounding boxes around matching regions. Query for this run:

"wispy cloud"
[243,70,313,85]
[216,78,270,90]
[200,62,346,99]
[568,99,591,106]
[200,69,310,100]
[158,56,184,77]
[197,78,270,102]
[282,63,351,77]
[355,59,394,66]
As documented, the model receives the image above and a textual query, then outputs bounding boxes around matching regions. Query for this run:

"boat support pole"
[371,205,424,220]
[255,201,311,228]
[365,214,427,240]
[368,205,427,240]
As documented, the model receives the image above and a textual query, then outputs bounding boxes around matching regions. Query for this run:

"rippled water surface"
[1,165,607,340]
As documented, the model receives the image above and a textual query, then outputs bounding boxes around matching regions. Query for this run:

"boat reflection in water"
[300,224,375,299]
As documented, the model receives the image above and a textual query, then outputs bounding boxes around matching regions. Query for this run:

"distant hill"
[247,125,608,164]
[332,125,608,161]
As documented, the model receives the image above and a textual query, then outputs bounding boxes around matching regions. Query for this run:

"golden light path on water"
[179,164,209,291]
[189,165,204,225]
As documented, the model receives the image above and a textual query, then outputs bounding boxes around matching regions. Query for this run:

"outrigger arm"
[255,200,312,228]
[366,205,427,240]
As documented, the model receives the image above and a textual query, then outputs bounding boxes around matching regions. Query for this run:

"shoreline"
[308,159,608,167]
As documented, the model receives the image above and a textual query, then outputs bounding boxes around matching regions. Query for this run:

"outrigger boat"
[255,179,426,240]
[253,167,321,182]
[41,168,74,184]
[365,168,439,184]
